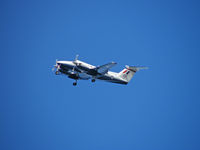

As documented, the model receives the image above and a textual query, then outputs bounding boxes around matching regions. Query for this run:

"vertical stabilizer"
[118,65,148,83]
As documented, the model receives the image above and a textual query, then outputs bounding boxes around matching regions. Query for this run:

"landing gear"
[55,71,59,75]
[91,79,96,82]
[73,80,77,86]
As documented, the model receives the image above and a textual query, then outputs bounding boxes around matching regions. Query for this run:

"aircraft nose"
[56,61,62,65]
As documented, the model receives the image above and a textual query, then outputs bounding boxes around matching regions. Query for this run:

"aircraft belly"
[97,75,127,85]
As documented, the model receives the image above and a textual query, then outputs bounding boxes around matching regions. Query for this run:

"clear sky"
[1,0,200,150]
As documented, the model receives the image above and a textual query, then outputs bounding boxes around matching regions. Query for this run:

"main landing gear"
[73,80,77,86]
[73,79,95,86]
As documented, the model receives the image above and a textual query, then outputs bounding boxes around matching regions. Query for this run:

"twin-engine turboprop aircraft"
[52,55,147,86]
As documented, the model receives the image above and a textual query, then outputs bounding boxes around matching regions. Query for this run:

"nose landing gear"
[55,71,59,75]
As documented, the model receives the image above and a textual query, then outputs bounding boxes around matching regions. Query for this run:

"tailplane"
[118,65,148,83]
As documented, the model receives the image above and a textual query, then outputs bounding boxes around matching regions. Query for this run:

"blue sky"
[1,0,200,150]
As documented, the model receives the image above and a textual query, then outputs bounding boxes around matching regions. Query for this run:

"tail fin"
[118,65,148,83]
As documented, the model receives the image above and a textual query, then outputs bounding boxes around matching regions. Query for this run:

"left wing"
[96,62,117,74]
[61,69,91,80]
[78,72,91,80]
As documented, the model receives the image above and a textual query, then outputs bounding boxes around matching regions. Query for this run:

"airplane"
[52,55,147,86]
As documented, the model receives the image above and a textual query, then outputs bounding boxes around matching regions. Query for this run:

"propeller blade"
[75,54,79,61]
[52,67,55,71]
[52,59,58,72]
[72,66,75,72]
[57,64,60,70]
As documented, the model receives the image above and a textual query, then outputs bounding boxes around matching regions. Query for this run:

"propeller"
[72,54,79,72]
[75,54,79,61]
[52,59,59,72]
[73,54,79,64]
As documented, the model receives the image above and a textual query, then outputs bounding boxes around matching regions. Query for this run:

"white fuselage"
[56,60,128,84]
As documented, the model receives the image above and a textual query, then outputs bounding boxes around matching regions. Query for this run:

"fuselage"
[56,60,128,84]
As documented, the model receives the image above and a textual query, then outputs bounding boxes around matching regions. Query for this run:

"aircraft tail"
[118,65,148,83]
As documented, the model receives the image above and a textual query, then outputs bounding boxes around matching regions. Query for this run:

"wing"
[60,69,91,80]
[96,62,117,74]
[78,72,91,80]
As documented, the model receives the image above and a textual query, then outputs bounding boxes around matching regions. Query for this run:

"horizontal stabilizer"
[126,65,148,72]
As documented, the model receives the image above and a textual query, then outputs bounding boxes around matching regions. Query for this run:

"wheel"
[91,79,95,82]
[55,71,59,75]
[73,82,77,86]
